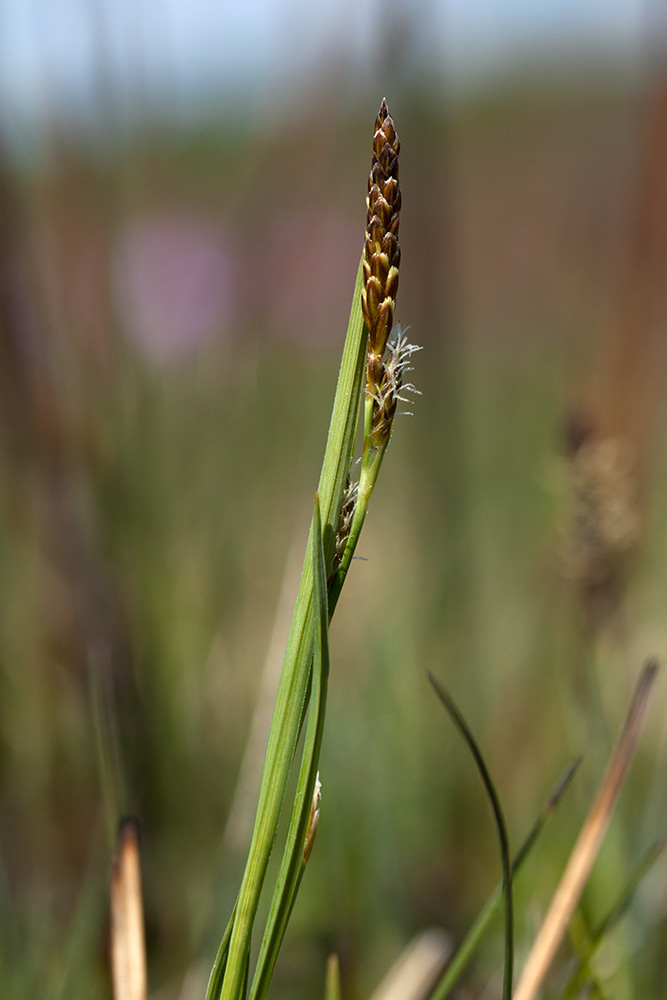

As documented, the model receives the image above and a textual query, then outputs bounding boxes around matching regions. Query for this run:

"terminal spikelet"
[362,98,401,398]
[328,100,419,603]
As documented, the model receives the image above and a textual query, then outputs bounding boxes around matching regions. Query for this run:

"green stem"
[248,498,330,1000]
[328,436,387,613]
[213,258,367,1000]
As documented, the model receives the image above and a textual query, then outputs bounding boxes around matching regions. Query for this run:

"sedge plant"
[91,95,665,1000]
[205,99,420,1000]
[105,100,662,1000]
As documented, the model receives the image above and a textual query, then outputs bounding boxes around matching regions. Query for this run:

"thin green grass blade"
[427,759,580,1000]
[590,836,666,942]
[215,256,366,1000]
[89,657,126,849]
[205,905,238,1000]
[565,911,601,1000]
[428,673,514,1000]
[317,256,368,550]
[249,497,331,1000]
[49,838,106,1000]
[511,758,581,873]
[559,837,667,1000]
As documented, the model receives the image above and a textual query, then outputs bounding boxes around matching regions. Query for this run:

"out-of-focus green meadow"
[1,72,667,999]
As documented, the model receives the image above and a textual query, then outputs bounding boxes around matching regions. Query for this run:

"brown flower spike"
[362,99,401,400]
[328,100,418,603]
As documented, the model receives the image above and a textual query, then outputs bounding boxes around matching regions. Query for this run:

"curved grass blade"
[249,496,330,1000]
[427,758,580,1000]
[205,904,237,1000]
[213,258,367,1000]
[428,673,514,1000]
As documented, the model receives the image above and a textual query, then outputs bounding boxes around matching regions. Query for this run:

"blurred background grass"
[1,2,667,998]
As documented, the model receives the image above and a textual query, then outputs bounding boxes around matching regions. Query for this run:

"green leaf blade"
[215,256,365,1000]
[248,497,331,1000]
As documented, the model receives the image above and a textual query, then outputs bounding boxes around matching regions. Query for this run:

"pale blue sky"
[0,0,651,131]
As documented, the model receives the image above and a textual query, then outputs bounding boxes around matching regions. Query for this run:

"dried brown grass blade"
[110,818,147,1000]
[512,660,659,1000]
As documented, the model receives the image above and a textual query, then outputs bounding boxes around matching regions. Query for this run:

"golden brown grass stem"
[110,818,147,1000]
[512,660,659,1000]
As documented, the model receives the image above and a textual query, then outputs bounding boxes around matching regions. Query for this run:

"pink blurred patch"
[258,210,362,346]
[115,214,237,363]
